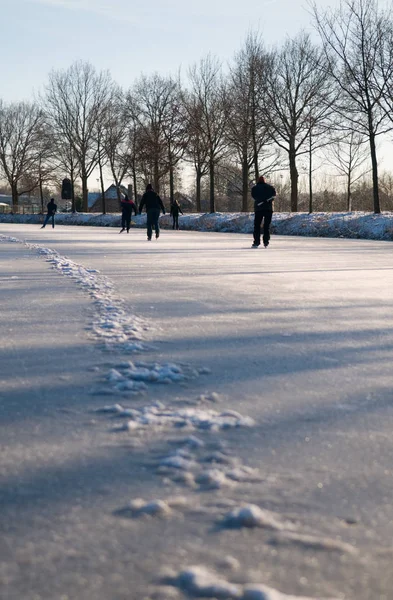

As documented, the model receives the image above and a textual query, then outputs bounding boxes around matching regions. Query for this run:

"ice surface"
[2,228,384,599]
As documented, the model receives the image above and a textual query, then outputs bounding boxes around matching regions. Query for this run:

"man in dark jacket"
[41,198,57,229]
[139,184,166,240]
[170,199,183,230]
[120,194,137,233]
[251,176,276,248]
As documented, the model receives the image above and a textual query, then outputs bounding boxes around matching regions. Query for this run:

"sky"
[1,0,342,103]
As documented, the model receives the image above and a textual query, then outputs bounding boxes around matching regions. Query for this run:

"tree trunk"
[252,114,259,182]
[70,164,76,213]
[132,168,138,203]
[242,156,249,212]
[169,165,174,204]
[369,131,380,213]
[115,182,121,202]
[347,174,352,212]
[154,156,160,193]
[11,182,18,211]
[81,168,88,212]
[196,168,202,212]
[39,175,44,213]
[99,163,106,215]
[253,143,259,183]
[289,145,298,212]
[308,136,313,214]
[209,155,215,213]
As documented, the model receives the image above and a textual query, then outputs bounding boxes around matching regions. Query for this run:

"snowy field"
[1,223,393,600]
[1,210,393,241]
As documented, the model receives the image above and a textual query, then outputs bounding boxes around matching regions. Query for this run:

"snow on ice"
[0,234,151,354]
[104,402,255,433]
[222,505,296,531]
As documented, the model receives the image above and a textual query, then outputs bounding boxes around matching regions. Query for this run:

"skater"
[170,199,183,230]
[41,198,57,229]
[139,184,166,240]
[119,194,137,233]
[251,176,276,248]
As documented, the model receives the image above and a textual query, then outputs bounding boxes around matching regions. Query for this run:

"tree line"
[1,0,393,214]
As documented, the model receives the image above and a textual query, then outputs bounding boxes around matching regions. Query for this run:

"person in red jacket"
[119,194,137,233]
[170,199,183,230]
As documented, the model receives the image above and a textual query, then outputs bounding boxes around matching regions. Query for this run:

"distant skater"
[170,199,183,230]
[139,184,166,241]
[41,198,57,229]
[120,194,137,233]
[251,176,276,248]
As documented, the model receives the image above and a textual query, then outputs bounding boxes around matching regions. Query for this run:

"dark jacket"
[139,190,166,214]
[121,198,137,217]
[47,201,57,216]
[170,201,183,216]
[251,182,276,212]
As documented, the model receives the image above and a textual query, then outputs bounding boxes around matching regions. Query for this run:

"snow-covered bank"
[1,211,393,241]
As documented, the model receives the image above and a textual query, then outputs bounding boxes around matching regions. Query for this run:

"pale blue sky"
[1,0,342,102]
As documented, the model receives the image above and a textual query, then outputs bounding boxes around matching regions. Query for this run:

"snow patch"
[173,566,242,598]
[130,498,172,516]
[168,566,341,600]
[222,505,296,531]
[102,403,255,433]
[124,496,191,519]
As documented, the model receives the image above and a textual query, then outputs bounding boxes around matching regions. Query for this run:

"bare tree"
[44,61,116,211]
[188,55,228,213]
[263,33,335,212]
[55,135,80,212]
[325,131,370,210]
[161,82,189,204]
[227,32,276,211]
[0,100,44,209]
[312,0,393,213]
[129,74,177,193]
[35,124,59,211]
[102,91,131,202]
[182,91,210,212]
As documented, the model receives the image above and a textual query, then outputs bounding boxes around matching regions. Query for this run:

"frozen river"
[1,224,393,600]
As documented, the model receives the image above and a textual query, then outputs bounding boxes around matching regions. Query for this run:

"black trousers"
[253,209,273,246]
[147,209,160,239]
[172,214,179,229]
[121,214,131,231]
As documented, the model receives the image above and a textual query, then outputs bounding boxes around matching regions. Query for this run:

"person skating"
[170,199,183,230]
[119,194,137,233]
[139,184,166,240]
[251,176,276,248]
[41,198,57,229]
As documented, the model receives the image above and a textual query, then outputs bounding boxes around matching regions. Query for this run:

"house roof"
[88,184,128,207]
